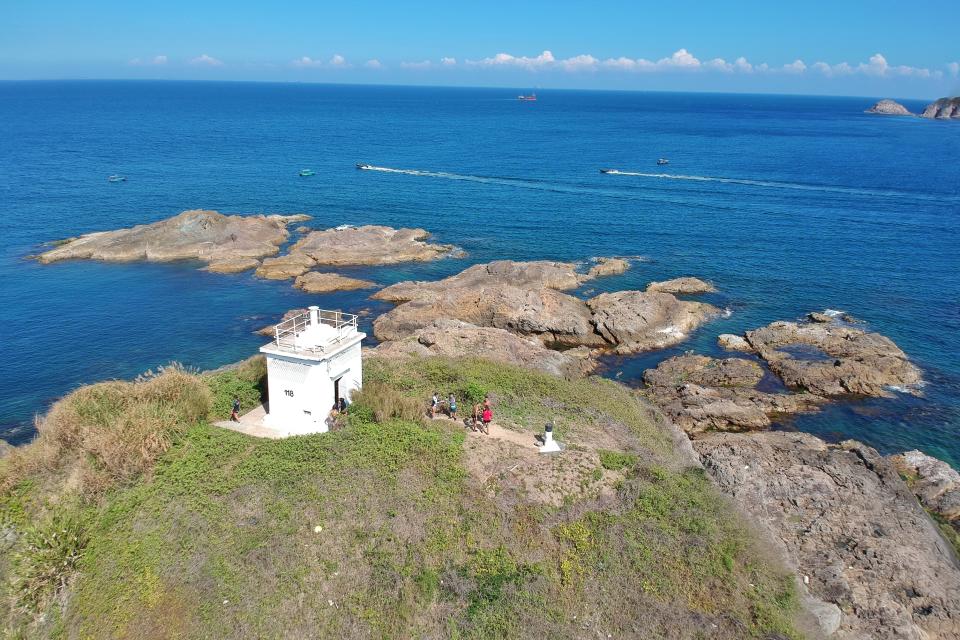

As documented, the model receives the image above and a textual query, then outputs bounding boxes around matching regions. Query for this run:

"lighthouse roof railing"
[271,308,360,355]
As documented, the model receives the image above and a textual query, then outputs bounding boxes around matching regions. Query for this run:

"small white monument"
[259,306,365,436]
[539,422,562,454]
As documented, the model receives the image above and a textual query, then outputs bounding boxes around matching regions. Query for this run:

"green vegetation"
[0,355,803,639]
[203,356,267,421]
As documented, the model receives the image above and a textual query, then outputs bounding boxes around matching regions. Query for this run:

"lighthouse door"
[333,377,341,407]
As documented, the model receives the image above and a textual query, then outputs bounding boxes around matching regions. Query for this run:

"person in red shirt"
[481,406,492,435]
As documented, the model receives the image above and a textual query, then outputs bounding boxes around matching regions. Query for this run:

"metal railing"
[273,307,359,354]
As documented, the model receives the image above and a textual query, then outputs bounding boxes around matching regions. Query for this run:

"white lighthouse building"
[259,306,365,436]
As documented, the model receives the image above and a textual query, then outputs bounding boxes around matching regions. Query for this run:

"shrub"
[350,382,425,424]
[462,382,487,406]
[598,449,638,472]
[12,511,88,614]
[204,356,267,421]
[0,369,212,496]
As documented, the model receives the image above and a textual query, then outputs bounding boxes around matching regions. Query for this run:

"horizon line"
[0,77,948,103]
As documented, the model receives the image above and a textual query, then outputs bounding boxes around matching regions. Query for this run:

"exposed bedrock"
[697,431,960,639]
[642,355,824,434]
[744,320,923,398]
[373,284,606,347]
[288,225,456,266]
[373,259,589,303]
[37,210,306,267]
[587,290,719,354]
[645,276,716,294]
[921,97,960,120]
[372,319,596,379]
[293,272,377,293]
[865,99,912,116]
[587,256,630,277]
[892,450,960,524]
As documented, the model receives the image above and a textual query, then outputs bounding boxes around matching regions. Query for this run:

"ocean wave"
[600,170,958,203]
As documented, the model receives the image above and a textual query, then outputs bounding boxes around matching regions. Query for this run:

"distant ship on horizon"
[517,92,537,101]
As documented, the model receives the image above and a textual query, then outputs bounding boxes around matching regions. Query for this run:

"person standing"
[230,396,241,422]
[448,393,458,420]
[481,405,492,435]
[430,392,439,419]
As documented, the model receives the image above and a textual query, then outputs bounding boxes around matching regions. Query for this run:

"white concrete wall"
[263,340,363,436]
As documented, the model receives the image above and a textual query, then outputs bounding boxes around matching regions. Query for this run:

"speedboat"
[299,169,315,177]
[518,93,537,101]
[657,158,670,166]
[107,174,126,183]
[599,168,617,174]
[355,163,373,170]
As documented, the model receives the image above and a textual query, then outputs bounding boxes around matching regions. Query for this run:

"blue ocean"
[1,81,958,465]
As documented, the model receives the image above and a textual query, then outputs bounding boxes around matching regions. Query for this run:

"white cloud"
[292,56,323,68]
[658,48,700,68]
[561,54,598,71]
[782,59,806,74]
[440,57,457,66]
[129,55,168,66]
[813,53,933,78]
[190,53,223,67]
[400,60,433,69]
[602,56,655,71]
[329,54,347,67]
[364,59,383,69]
[468,50,556,69]
[949,62,960,77]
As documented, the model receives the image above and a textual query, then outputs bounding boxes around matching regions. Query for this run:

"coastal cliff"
[921,96,960,120]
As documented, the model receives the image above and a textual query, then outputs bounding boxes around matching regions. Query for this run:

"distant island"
[867,96,960,119]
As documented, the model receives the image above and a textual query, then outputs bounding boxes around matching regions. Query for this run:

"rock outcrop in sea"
[645,276,716,294]
[372,319,596,379]
[372,260,720,354]
[865,99,912,116]
[744,320,923,397]
[293,272,376,293]
[255,225,456,279]
[892,450,960,525]
[921,96,960,120]
[697,432,960,639]
[37,210,308,270]
[642,355,823,433]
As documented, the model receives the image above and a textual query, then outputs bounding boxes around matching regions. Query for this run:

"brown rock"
[717,334,752,352]
[204,257,261,274]
[295,226,312,234]
[587,257,630,277]
[697,431,960,639]
[38,210,297,265]
[374,285,605,347]
[586,290,718,354]
[255,253,317,280]
[293,272,377,293]
[373,260,587,303]
[921,96,960,120]
[372,319,596,378]
[745,321,923,397]
[287,225,456,266]
[645,277,716,294]
[865,99,912,116]
[807,311,833,323]
[891,450,960,522]
[643,355,823,433]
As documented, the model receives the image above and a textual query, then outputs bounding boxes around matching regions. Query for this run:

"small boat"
[355,163,373,170]
[299,169,315,177]
[657,158,670,166]
[599,168,617,174]
[107,174,126,183]
[518,93,537,101]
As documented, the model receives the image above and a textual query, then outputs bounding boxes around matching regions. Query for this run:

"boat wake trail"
[359,165,605,196]
[601,170,956,202]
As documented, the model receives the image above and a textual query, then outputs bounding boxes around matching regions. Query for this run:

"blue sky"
[2,1,958,98]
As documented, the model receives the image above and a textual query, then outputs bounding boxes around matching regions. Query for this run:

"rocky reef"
[372,260,719,355]
[697,432,960,639]
[645,276,716,294]
[892,450,960,526]
[293,272,376,293]
[643,355,823,433]
[372,318,596,378]
[37,210,307,269]
[865,99,912,116]
[921,96,960,120]
[744,320,923,398]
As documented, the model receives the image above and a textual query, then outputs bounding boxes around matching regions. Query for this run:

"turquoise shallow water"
[1,81,958,465]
